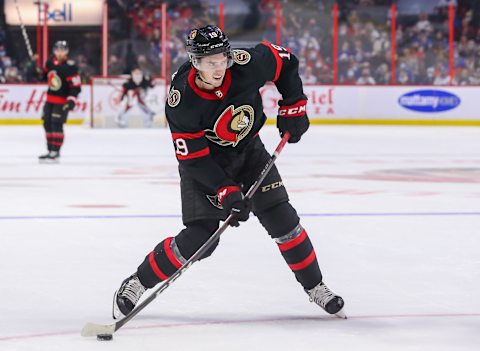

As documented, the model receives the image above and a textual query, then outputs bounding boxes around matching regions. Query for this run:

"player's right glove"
[63,99,76,112]
[217,185,251,227]
[277,97,309,143]
[35,65,45,81]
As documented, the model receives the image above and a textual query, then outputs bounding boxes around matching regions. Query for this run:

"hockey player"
[38,40,81,163]
[115,67,156,128]
[113,25,345,319]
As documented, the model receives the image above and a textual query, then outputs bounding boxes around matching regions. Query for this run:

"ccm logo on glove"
[278,99,307,117]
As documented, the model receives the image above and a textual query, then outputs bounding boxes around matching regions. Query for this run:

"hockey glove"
[277,97,309,143]
[63,99,76,112]
[217,185,251,227]
[35,65,45,81]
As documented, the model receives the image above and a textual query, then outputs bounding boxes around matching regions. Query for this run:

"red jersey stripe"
[262,42,283,82]
[163,237,183,269]
[148,251,169,281]
[46,95,67,104]
[171,131,205,139]
[176,147,210,160]
[288,250,317,271]
[277,229,307,252]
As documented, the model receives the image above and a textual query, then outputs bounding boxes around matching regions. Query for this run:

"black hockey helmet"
[186,25,233,69]
[53,40,69,51]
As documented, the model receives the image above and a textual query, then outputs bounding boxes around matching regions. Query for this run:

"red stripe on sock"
[164,237,183,269]
[278,229,307,252]
[288,250,316,271]
[148,251,168,281]
[49,133,64,138]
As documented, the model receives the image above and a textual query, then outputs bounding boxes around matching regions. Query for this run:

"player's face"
[54,48,68,60]
[195,53,228,87]
[132,69,143,84]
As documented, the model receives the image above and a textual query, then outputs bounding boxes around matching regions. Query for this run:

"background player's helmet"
[53,40,69,51]
[130,67,143,84]
[186,25,233,70]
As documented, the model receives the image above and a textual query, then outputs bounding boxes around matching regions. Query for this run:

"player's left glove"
[217,185,251,227]
[63,99,76,112]
[277,97,309,143]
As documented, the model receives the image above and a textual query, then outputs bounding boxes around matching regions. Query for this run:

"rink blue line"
[1,212,480,220]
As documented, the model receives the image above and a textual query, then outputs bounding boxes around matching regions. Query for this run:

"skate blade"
[112,290,123,320]
[38,159,59,164]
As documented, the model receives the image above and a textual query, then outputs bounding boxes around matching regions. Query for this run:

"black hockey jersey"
[43,56,81,105]
[165,42,306,193]
[120,76,154,103]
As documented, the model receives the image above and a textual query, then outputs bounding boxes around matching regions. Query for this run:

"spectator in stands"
[1,55,13,71]
[424,67,436,84]
[301,65,317,84]
[433,67,451,85]
[4,66,22,83]
[397,68,411,85]
[108,54,125,75]
[356,66,376,84]
[124,43,137,75]
[415,13,433,33]
[470,68,480,84]
[374,62,390,84]
[21,54,40,82]
[137,54,157,76]
[456,67,471,84]
[76,54,95,83]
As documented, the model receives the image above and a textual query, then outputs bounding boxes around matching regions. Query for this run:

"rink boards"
[0,82,479,126]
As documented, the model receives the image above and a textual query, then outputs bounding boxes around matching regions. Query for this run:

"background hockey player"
[38,41,81,163]
[115,67,156,128]
[112,25,345,319]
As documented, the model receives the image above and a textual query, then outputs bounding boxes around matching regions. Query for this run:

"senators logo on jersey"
[206,105,255,147]
[233,49,251,65]
[48,71,62,91]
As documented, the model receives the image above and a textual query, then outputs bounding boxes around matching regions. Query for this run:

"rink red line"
[1,313,479,342]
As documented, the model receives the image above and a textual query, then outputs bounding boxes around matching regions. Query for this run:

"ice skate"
[38,151,60,164]
[112,273,146,319]
[306,282,346,319]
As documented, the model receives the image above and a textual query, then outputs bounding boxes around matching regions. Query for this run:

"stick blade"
[335,309,347,319]
[81,322,116,337]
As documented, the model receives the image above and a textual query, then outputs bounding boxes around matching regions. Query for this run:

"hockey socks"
[275,224,322,290]
[46,132,64,152]
[137,237,186,288]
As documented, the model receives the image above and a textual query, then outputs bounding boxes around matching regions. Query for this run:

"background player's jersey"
[121,76,154,105]
[165,42,307,193]
[43,57,81,105]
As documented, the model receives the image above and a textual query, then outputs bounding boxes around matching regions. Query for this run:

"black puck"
[97,334,113,341]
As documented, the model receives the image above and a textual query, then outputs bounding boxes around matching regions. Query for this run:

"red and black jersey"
[120,76,154,104]
[165,41,307,193]
[43,56,81,105]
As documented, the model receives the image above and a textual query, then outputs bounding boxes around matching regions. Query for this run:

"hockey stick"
[13,0,35,60]
[81,131,291,337]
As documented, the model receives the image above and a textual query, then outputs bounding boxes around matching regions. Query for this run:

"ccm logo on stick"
[261,181,283,192]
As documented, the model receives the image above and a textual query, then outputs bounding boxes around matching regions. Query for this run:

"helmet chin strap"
[195,71,214,87]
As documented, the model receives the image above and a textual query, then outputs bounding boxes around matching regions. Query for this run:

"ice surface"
[1,125,479,351]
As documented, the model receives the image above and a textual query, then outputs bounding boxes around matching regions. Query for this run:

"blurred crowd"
[1,0,480,85]
[334,0,480,85]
